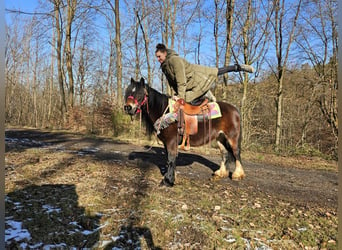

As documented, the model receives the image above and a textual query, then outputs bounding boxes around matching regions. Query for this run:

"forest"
[5,0,338,159]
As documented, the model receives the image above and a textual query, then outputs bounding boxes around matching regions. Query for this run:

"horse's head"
[124,77,148,116]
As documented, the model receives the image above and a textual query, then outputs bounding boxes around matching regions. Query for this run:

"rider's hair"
[155,43,167,53]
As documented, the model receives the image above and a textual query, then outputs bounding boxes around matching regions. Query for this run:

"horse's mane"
[142,85,169,136]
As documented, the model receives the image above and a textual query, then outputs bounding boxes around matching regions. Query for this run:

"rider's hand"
[172,96,180,101]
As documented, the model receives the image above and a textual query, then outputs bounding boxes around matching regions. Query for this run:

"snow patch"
[5,220,31,242]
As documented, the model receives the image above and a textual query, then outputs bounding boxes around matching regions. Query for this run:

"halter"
[127,94,148,114]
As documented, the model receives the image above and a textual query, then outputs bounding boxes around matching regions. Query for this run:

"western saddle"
[174,98,211,151]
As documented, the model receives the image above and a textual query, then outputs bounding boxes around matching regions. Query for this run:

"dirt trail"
[5,128,338,210]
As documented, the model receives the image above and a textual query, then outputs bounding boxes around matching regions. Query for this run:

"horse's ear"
[140,77,145,86]
[131,77,135,84]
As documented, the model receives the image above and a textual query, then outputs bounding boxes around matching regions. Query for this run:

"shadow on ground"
[128,146,220,175]
[5,129,163,249]
[5,184,100,248]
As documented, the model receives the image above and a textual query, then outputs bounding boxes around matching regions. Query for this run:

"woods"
[5,0,338,159]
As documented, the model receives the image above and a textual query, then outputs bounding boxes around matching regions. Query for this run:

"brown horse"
[124,78,245,186]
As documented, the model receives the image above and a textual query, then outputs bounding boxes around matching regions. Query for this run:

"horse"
[124,77,245,186]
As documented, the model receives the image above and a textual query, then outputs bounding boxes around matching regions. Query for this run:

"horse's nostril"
[124,105,131,112]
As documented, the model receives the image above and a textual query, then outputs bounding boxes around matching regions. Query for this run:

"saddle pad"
[206,102,222,119]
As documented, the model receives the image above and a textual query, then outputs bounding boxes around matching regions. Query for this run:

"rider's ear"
[140,77,145,85]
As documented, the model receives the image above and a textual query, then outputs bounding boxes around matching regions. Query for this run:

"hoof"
[159,178,174,187]
[214,169,228,178]
[231,172,245,181]
[178,145,190,151]
[210,174,223,181]
[178,146,190,151]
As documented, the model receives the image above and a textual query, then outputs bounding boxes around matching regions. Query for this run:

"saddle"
[175,99,211,151]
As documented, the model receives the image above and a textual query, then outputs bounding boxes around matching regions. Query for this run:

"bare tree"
[295,0,338,144]
[223,0,235,86]
[52,0,67,115]
[271,0,302,149]
[106,0,123,104]
[65,0,77,108]
[213,0,224,68]
[158,0,179,94]
[135,2,152,84]
[232,0,273,145]
[134,2,140,80]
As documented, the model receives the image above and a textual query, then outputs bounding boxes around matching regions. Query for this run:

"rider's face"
[156,51,167,64]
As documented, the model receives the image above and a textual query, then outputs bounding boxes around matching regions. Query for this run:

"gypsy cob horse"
[124,78,245,186]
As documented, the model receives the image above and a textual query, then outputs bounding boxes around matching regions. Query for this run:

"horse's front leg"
[161,152,177,186]
[161,137,178,187]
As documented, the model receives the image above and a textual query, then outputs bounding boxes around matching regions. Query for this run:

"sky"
[4,0,223,87]
[4,0,217,64]
[5,0,39,13]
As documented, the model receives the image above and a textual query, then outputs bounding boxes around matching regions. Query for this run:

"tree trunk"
[170,0,178,50]
[134,7,140,80]
[66,0,76,109]
[274,0,302,149]
[141,0,151,84]
[105,37,115,96]
[48,23,55,121]
[33,36,39,128]
[240,0,252,144]
[77,38,86,106]
[114,0,123,105]
[223,0,235,86]
[54,0,67,115]
[275,72,284,146]
[136,3,151,85]
[214,0,219,68]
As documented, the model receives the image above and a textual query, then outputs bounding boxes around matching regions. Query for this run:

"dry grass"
[242,151,338,172]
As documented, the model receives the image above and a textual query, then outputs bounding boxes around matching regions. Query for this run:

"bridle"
[127,94,148,114]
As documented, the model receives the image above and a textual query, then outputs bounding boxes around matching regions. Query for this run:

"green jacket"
[161,49,218,102]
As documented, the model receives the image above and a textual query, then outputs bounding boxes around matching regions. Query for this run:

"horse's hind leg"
[215,131,245,180]
[213,132,229,179]
[227,134,245,181]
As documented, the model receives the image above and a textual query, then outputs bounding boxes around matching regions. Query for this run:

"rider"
[155,43,217,105]
[155,43,253,105]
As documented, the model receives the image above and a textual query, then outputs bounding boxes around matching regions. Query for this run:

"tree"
[223,0,235,86]
[295,0,338,147]
[106,0,123,104]
[65,0,77,109]
[271,0,302,149]
[52,0,67,115]
[232,0,273,145]
[135,2,152,84]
